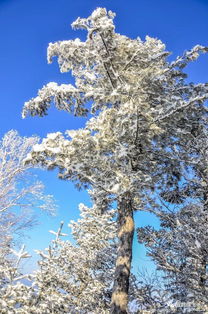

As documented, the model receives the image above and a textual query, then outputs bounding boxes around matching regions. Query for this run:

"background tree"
[0,198,117,313]
[22,8,208,313]
[0,244,32,312]
[128,270,170,313]
[137,107,208,311]
[0,130,56,273]
[138,205,208,312]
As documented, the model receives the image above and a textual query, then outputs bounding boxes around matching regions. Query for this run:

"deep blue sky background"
[0,0,208,273]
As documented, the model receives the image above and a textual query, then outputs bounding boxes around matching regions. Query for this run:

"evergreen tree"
[22,8,208,312]
[137,113,208,311]
[0,199,117,313]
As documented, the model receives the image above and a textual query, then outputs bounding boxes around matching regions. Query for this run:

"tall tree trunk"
[111,192,134,314]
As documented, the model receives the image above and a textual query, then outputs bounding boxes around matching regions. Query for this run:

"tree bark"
[111,192,134,314]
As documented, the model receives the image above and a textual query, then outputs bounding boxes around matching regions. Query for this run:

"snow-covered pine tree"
[33,203,117,313]
[22,8,208,312]
[138,205,208,312]
[0,245,32,312]
[137,107,208,311]
[0,198,117,313]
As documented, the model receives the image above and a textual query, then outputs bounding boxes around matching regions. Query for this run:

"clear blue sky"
[0,0,207,273]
